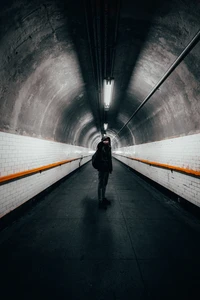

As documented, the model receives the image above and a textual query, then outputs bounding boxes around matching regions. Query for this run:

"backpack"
[92,151,100,169]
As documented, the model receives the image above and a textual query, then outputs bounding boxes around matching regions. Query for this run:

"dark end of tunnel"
[116,159,200,221]
[0,162,89,233]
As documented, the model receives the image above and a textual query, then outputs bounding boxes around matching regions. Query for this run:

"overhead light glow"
[114,150,122,154]
[104,79,114,110]
[104,123,108,130]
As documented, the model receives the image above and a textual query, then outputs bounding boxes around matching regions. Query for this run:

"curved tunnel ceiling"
[0,0,199,149]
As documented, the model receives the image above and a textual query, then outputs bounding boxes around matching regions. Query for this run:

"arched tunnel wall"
[0,0,200,218]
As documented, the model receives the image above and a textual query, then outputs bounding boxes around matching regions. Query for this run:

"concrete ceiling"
[0,0,199,149]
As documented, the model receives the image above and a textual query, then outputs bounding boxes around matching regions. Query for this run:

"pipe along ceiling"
[0,0,200,150]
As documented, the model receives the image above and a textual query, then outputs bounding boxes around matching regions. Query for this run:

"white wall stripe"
[113,133,200,207]
[0,132,92,218]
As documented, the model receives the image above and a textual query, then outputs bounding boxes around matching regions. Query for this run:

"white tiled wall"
[113,133,200,207]
[0,132,91,177]
[0,132,92,218]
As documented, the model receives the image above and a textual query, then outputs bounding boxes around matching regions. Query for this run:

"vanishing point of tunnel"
[0,0,200,299]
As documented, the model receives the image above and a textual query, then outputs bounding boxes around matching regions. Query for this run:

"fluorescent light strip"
[104,123,108,130]
[104,79,114,110]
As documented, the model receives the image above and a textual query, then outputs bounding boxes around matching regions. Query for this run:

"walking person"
[96,136,113,209]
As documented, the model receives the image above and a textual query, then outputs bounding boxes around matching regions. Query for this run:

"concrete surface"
[0,0,199,148]
[0,159,200,299]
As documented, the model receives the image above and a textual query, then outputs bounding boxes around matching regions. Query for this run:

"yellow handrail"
[116,154,200,177]
[0,156,88,184]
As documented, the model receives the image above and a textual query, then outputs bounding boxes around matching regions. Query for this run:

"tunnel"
[0,0,200,299]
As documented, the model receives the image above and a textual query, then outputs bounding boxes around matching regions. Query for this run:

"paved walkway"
[1,159,200,299]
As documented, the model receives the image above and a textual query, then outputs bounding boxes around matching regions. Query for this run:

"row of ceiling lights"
[103,78,114,133]
[84,0,119,138]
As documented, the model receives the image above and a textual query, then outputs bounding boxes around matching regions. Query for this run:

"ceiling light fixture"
[104,79,114,110]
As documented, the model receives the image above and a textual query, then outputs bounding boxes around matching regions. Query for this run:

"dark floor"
[1,159,200,300]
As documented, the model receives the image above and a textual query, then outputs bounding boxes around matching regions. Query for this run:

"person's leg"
[98,171,106,208]
[102,172,109,199]
[102,172,111,205]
